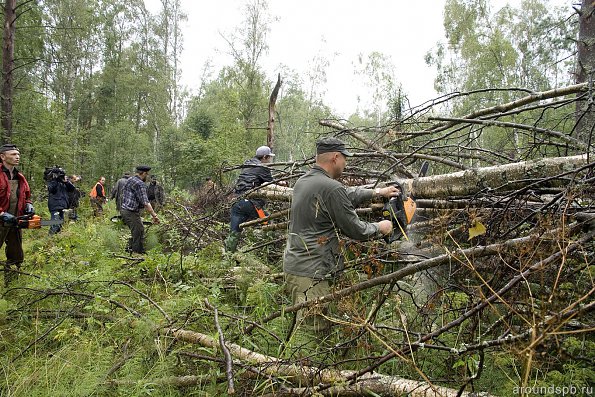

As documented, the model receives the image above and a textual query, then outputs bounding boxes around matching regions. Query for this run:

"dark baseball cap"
[136,165,152,172]
[316,137,353,157]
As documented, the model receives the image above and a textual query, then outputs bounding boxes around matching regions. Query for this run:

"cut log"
[163,327,493,397]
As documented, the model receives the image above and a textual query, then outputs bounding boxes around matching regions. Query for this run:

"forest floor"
[0,197,593,397]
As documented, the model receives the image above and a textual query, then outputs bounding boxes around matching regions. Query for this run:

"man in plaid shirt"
[121,165,160,254]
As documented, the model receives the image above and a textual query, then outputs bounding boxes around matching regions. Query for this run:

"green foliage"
[5,0,180,191]
[272,71,334,160]
[0,299,9,322]
[185,107,214,140]
[353,51,405,125]
[427,0,575,107]
[0,207,228,396]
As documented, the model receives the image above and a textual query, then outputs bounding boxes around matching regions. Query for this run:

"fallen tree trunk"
[163,327,493,397]
[106,375,212,387]
[425,82,588,135]
[402,154,591,199]
[249,154,591,201]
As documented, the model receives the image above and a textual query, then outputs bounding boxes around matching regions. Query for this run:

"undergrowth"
[0,200,593,396]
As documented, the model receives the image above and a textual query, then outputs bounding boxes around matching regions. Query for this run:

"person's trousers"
[90,197,104,216]
[229,199,259,232]
[121,209,145,253]
[68,207,79,220]
[49,210,64,235]
[0,225,24,285]
[285,273,332,332]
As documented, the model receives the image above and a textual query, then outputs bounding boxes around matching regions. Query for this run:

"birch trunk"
[250,155,591,201]
[403,154,589,199]
[163,327,493,397]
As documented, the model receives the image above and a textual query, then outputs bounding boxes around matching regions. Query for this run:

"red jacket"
[0,167,32,216]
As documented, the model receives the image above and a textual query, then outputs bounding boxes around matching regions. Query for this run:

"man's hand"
[24,203,35,215]
[151,212,160,224]
[0,212,17,226]
[378,220,393,235]
[377,186,400,198]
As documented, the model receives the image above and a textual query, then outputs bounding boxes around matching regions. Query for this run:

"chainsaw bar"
[40,219,64,226]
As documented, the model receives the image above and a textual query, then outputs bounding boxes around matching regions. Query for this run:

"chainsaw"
[16,214,63,229]
[381,182,416,243]
[381,161,428,243]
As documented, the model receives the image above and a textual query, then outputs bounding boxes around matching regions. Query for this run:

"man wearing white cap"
[225,145,275,252]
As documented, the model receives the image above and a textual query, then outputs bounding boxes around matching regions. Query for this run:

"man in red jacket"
[0,144,33,286]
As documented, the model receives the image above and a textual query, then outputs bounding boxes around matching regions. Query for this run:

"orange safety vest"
[89,181,104,198]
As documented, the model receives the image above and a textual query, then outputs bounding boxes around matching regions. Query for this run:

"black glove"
[1,212,17,226]
[25,203,35,215]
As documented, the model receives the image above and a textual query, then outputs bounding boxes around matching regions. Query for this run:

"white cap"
[256,146,275,157]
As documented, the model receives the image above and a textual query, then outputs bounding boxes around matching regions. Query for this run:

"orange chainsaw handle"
[384,181,416,224]
[16,214,41,229]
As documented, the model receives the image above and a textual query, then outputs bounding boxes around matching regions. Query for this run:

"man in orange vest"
[89,176,107,216]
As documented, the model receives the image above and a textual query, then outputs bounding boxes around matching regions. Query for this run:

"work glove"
[0,212,17,226]
[25,203,35,215]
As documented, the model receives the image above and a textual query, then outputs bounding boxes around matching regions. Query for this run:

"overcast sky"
[147,0,573,117]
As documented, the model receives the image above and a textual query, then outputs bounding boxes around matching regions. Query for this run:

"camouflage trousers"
[285,273,332,333]
[90,197,105,217]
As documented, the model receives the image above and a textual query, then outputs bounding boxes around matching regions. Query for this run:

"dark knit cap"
[136,165,151,172]
[0,143,19,153]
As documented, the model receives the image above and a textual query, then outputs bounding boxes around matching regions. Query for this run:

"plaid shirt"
[121,175,149,211]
